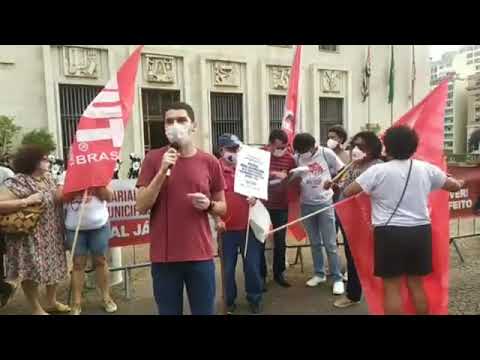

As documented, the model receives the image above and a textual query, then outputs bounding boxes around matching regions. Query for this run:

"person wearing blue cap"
[215,134,264,314]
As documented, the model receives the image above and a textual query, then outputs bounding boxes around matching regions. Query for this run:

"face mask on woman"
[351,146,367,161]
[326,139,339,150]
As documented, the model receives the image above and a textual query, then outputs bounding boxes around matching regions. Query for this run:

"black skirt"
[373,224,433,278]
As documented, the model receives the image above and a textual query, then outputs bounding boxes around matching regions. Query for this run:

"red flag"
[281,45,307,242]
[335,80,449,314]
[63,46,143,195]
[282,45,303,145]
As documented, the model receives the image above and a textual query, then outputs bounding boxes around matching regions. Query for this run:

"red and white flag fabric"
[335,80,449,314]
[281,45,307,242]
[63,46,143,195]
[282,45,303,145]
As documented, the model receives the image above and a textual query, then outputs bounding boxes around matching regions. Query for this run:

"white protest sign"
[234,145,271,200]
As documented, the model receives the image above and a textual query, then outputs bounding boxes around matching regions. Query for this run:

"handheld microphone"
[167,142,180,177]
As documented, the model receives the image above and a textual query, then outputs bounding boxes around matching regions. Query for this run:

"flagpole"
[68,189,88,266]
[68,189,88,306]
[367,45,372,126]
[243,205,252,259]
[390,45,394,125]
[411,45,416,108]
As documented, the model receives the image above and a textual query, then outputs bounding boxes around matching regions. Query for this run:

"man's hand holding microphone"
[161,143,180,176]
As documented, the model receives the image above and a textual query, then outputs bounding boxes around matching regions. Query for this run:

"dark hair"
[164,102,195,122]
[383,125,419,160]
[12,144,48,175]
[351,131,382,159]
[293,133,316,154]
[268,129,288,144]
[328,125,348,144]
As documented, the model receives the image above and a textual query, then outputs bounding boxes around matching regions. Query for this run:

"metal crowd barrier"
[71,233,469,301]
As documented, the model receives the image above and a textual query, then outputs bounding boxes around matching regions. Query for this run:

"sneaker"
[70,304,82,315]
[103,298,118,313]
[249,302,262,314]
[306,275,327,287]
[343,272,348,282]
[227,304,237,315]
[334,295,361,308]
[333,281,345,295]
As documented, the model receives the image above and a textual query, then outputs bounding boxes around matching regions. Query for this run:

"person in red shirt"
[136,102,226,315]
[261,129,296,288]
[216,134,264,314]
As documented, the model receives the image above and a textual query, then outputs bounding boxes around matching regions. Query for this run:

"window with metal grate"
[59,84,102,159]
[319,97,344,146]
[210,92,243,153]
[141,88,180,153]
[269,94,286,132]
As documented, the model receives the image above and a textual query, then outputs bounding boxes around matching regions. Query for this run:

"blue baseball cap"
[218,133,242,148]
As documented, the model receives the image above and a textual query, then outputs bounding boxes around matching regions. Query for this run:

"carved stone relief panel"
[269,66,290,91]
[144,55,176,84]
[213,61,240,87]
[321,70,343,94]
[63,46,100,78]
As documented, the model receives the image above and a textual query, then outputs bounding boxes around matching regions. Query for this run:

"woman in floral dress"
[0,145,69,315]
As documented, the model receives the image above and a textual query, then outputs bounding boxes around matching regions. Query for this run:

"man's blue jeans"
[151,260,216,315]
[301,202,342,282]
[221,230,263,306]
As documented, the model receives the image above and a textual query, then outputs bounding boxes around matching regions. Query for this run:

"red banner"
[336,80,450,314]
[63,46,143,195]
[447,165,480,219]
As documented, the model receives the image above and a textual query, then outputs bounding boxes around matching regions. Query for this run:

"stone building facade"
[0,45,430,175]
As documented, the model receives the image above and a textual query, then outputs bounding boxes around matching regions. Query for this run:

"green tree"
[21,129,56,154]
[0,115,22,165]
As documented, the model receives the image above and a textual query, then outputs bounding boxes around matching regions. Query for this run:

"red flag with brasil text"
[63,46,143,195]
[281,45,307,242]
[335,80,449,314]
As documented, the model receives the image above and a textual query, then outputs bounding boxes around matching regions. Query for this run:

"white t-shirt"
[58,172,110,231]
[0,166,14,184]
[295,147,344,205]
[356,159,447,227]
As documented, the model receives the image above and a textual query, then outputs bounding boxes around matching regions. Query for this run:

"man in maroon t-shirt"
[261,129,296,288]
[136,102,226,315]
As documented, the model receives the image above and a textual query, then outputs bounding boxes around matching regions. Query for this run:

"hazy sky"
[429,45,462,60]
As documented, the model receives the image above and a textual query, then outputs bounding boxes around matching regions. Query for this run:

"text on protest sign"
[107,180,150,247]
[234,146,271,200]
[448,165,480,219]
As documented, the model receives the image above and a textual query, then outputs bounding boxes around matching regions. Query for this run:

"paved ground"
[1,218,479,315]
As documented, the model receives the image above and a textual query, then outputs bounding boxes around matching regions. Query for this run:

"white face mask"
[326,139,339,150]
[273,148,287,158]
[351,146,366,161]
[299,150,314,162]
[39,159,50,172]
[222,151,237,165]
[165,123,192,146]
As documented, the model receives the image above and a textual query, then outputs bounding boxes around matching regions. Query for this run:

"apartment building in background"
[430,45,480,154]
[466,73,480,153]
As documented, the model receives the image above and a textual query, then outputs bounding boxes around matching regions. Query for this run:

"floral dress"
[3,173,67,285]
